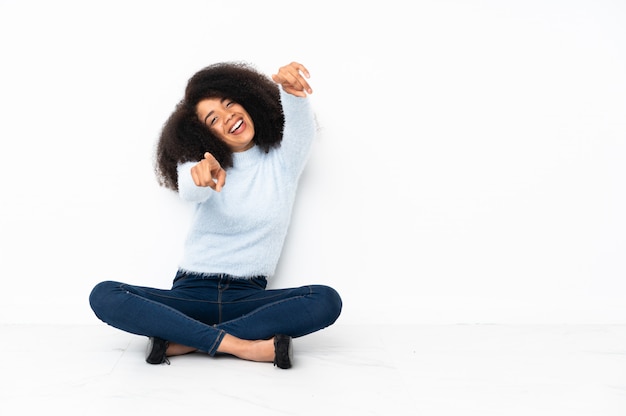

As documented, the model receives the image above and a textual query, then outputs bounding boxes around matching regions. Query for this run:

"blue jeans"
[89,270,342,356]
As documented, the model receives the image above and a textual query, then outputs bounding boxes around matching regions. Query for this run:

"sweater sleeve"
[278,89,317,177]
[177,161,214,203]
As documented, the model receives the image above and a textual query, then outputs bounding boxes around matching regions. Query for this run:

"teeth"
[230,120,242,133]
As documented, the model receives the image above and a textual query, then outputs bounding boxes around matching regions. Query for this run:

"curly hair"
[154,61,285,191]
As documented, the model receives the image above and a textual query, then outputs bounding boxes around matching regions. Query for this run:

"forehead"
[196,97,225,113]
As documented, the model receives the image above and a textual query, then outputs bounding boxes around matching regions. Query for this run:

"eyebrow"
[203,97,229,125]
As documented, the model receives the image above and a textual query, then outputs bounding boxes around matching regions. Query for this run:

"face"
[196,97,255,152]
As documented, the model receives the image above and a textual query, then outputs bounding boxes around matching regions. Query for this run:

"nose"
[224,110,234,123]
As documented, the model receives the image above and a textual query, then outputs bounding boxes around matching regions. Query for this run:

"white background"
[1,0,624,325]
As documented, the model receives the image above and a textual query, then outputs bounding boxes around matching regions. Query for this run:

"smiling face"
[196,97,256,152]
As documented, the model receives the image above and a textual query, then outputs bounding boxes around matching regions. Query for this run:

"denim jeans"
[89,270,342,356]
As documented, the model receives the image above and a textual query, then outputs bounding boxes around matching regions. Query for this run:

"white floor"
[2,323,625,415]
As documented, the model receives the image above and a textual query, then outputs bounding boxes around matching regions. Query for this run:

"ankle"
[166,342,197,357]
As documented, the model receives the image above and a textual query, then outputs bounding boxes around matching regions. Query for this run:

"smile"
[229,119,243,134]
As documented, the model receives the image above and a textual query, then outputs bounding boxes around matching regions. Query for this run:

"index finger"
[290,61,310,79]
[289,62,312,93]
[214,168,226,192]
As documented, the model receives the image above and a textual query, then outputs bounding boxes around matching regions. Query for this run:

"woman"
[89,61,342,369]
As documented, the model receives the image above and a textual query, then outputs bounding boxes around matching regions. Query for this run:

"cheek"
[208,123,226,138]
[246,115,255,131]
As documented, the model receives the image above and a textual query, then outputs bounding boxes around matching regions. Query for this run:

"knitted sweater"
[176,90,316,278]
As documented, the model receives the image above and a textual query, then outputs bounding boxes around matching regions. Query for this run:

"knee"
[314,285,343,325]
[89,280,121,321]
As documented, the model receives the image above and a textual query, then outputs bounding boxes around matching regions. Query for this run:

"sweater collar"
[232,145,264,169]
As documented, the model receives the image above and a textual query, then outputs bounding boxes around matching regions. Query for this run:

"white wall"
[1,0,625,325]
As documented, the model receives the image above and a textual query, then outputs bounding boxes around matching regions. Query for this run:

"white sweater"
[176,90,316,278]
